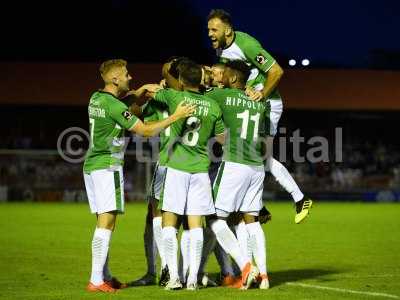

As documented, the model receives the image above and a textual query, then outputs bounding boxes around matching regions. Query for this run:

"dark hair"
[179,60,202,87]
[225,60,251,85]
[207,9,232,27]
[212,63,225,69]
[168,56,191,79]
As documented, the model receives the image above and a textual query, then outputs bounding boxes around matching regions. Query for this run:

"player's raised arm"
[125,84,161,101]
[130,101,195,137]
[259,62,284,100]
[244,41,284,101]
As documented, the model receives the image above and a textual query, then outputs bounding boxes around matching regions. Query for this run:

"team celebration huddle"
[83,9,313,293]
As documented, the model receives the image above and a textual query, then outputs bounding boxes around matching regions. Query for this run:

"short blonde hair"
[99,59,127,80]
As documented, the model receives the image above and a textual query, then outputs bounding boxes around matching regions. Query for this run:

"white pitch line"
[286,282,400,299]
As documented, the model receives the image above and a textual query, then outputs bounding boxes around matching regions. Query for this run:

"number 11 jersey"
[206,87,268,166]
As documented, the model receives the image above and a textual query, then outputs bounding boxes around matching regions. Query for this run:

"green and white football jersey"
[217,31,281,100]
[206,87,268,166]
[154,88,225,173]
[141,101,171,166]
[83,91,139,173]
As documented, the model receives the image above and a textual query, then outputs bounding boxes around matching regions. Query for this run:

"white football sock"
[198,226,216,277]
[162,226,179,281]
[103,254,112,281]
[235,221,251,261]
[179,229,190,282]
[90,228,112,285]
[214,243,235,277]
[246,222,267,275]
[211,219,248,270]
[229,225,242,277]
[266,157,304,202]
[144,219,157,275]
[153,217,166,268]
[187,228,204,284]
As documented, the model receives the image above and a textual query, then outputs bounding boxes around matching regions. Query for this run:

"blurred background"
[1,0,399,203]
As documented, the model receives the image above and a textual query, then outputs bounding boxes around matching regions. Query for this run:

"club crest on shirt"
[256,53,267,65]
[122,110,133,120]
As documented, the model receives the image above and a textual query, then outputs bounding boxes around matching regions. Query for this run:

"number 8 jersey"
[153,88,225,173]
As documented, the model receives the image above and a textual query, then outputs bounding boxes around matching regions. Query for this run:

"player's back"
[154,88,224,173]
[206,87,267,166]
[141,101,171,166]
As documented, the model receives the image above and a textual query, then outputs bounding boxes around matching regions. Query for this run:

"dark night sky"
[2,0,399,69]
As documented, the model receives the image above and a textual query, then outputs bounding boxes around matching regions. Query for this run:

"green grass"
[0,202,399,300]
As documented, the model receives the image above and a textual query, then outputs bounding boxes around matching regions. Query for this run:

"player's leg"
[211,162,258,289]
[85,172,113,289]
[152,165,168,275]
[127,202,157,286]
[179,217,190,284]
[91,212,118,291]
[85,167,125,293]
[240,165,269,289]
[234,214,251,263]
[128,163,165,286]
[214,241,237,285]
[186,215,203,290]
[162,212,181,290]
[243,213,269,289]
[184,172,215,290]
[161,167,188,290]
[226,215,242,279]
[206,160,230,285]
[197,217,218,287]
[265,99,313,223]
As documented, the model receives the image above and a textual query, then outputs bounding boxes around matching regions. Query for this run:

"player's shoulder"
[205,87,222,96]
[158,87,179,96]
[202,93,223,114]
[204,86,215,93]
[235,31,259,43]
[90,91,125,108]
[235,31,261,48]
[206,87,230,105]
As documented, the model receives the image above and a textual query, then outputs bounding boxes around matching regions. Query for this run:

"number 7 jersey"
[153,88,225,173]
[206,87,268,166]
[83,91,139,173]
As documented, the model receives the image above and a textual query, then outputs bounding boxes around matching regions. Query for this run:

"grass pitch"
[0,202,399,300]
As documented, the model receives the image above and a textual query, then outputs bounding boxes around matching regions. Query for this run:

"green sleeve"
[214,110,225,135]
[142,103,157,122]
[144,113,158,122]
[109,101,139,130]
[240,33,276,73]
[154,88,176,104]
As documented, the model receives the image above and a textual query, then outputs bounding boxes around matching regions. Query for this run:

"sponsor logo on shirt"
[122,110,133,120]
[256,53,267,65]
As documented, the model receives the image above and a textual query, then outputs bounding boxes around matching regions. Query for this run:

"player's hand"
[173,101,196,119]
[246,86,264,102]
[203,65,212,72]
[125,89,137,97]
[159,79,167,88]
[143,83,162,93]
[259,206,272,224]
